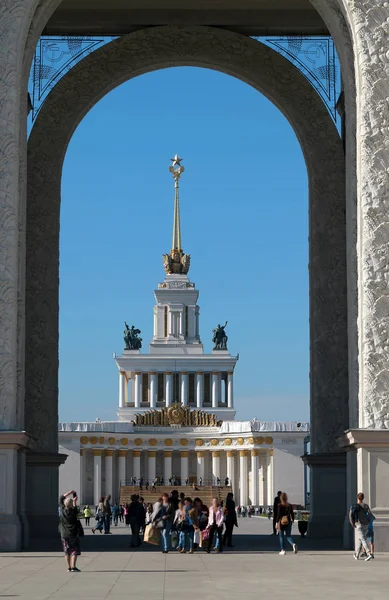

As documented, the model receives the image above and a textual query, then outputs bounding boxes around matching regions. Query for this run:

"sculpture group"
[212,321,228,350]
[123,322,142,350]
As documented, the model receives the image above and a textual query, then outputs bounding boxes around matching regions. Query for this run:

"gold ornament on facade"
[99,436,105,444]
[265,436,273,445]
[165,438,173,446]
[248,437,254,444]
[256,436,264,445]
[197,451,205,458]
[224,438,232,446]
[226,450,236,457]
[212,450,221,458]
[251,449,260,456]
[240,449,249,457]
[89,436,98,445]
[105,449,114,457]
[195,439,204,446]
[133,403,221,427]
[180,439,188,446]
[120,438,128,446]
[164,450,173,457]
[108,437,115,445]
[148,451,157,458]
[237,437,244,445]
[93,449,102,456]
[118,450,127,457]
[133,450,141,458]
[80,436,88,445]
[210,439,218,446]
[149,438,158,446]
[134,438,142,446]
[180,451,189,457]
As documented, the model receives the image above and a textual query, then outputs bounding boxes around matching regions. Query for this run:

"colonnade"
[84,447,273,507]
[118,371,234,409]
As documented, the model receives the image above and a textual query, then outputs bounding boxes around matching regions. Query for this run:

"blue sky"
[59,66,308,423]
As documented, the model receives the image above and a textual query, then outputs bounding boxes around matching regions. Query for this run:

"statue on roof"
[163,251,191,275]
[124,322,142,350]
[212,321,228,350]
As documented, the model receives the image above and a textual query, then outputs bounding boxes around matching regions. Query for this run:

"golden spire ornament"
[163,155,191,275]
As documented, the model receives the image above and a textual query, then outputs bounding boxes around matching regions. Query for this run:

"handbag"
[76,519,84,537]
[280,516,289,526]
[144,524,160,546]
[194,530,200,545]
[202,527,210,541]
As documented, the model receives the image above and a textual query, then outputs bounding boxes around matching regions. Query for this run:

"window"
[173,373,180,403]
[188,373,195,406]
[204,373,211,405]
[158,373,164,403]
[142,373,149,404]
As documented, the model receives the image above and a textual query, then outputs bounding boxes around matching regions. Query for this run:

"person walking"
[103,495,112,534]
[112,503,119,527]
[179,497,199,554]
[174,500,186,551]
[275,492,297,555]
[119,505,124,523]
[128,494,145,547]
[59,489,82,572]
[273,491,282,535]
[92,497,105,534]
[205,498,224,553]
[154,492,174,553]
[349,492,374,561]
[223,492,238,548]
[83,505,91,527]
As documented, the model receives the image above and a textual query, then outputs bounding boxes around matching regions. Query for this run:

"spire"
[163,155,191,275]
[169,154,184,253]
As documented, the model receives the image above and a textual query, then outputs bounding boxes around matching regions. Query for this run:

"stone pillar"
[251,450,260,506]
[119,371,126,408]
[196,373,203,408]
[267,450,274,506]
[181,372,189,406]
[134,373,141,409]
[118,450,127,487]
[227,372,234,408]
[165,373,173,407]
[132,450,141,481]
[226,450,236,497]
[164,451,172,482]
[179,310,184,337]
[93,450,102,504]
[196,451,206,483]
[168,310,174,337]
[149,373,157,408]
[148,451,156,483]
[212,450,221,484]
[239,450,249,506]
[80,449,86,505]
[105,450,114,497]
[212,373,219,409]
[180,451,189,482]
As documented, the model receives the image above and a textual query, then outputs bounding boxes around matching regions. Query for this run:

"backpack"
[349,503,371,526]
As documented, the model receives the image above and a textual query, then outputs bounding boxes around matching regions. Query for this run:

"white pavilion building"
[59,156,309,507]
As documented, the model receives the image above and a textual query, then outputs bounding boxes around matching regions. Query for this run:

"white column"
[119,371,126,408]
[80,449,86,505]
[165,373,173,406]
[211,372,219,409]
[227,372,234,408]
[164,451,172,481]
[148,451,156,483]
[239,450,249,506]
[267,450,274,506]
[180,451,189,482]
[134,372,141,408]
[227,450,236,496]
[150,373,157,408]
[259,452,267,507]
[196,373,203,408]
[133,451,141,481]
[181,372,189,406]
[179,310,184,337]
[118,450,127,486]
[93,450,102,504]
[212,451,221,484]
[168,310,174,337]
[251,450,260,506]
[105,450,114,497]
[196,451,206,483]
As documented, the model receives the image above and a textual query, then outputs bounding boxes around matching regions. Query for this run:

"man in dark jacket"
[273,491,282,535]
[223,492,238,547]
[128,494,145,547]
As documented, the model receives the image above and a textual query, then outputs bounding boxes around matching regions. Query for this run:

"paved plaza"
[0,518,387,600]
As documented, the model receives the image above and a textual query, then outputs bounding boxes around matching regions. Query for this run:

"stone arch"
[26,26,348,538]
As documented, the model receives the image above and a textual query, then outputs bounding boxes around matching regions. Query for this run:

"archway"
[26,26,347,542]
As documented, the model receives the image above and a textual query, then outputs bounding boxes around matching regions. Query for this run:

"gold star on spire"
[170,154,183,167]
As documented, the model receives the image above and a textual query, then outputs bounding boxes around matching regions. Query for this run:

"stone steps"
[119,485,232,508]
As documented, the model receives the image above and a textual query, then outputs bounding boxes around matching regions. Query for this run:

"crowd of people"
[58,488,376,571]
